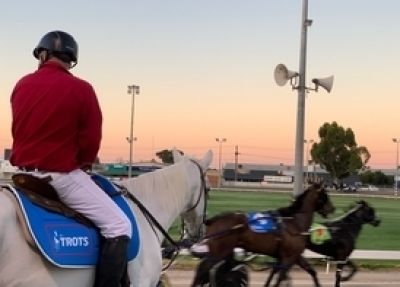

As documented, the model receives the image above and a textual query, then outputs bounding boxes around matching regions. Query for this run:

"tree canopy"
[359,169,392,186]
[310,121,370,182]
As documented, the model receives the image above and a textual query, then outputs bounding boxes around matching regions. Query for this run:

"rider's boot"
[93,235,130,287]
[120,263,131,287]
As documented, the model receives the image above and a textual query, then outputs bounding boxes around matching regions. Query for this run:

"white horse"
[0,150,213,287]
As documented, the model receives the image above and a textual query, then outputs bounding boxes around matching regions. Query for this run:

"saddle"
[247,211,280,233]
[8,172,140,267]
[12,173,92,226]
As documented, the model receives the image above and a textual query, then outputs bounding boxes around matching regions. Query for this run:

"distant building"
[223,163,296,183]
[3,149,11,160]
[99,160,164,178]
[221,162,362,186]
[0,159,18,182]
[206,169,220,188]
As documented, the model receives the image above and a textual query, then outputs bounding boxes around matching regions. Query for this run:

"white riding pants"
[34,169,132,239]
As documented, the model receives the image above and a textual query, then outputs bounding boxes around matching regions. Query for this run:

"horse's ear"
[315,182,325,193]
[199,150,213,169]
[357,199,367,206]
[172,149,185,163]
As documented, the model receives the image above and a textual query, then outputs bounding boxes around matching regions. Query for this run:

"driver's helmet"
[33,31,78,66]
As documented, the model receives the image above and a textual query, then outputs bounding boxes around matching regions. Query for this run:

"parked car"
[358,184,379,192]
[342,184,357,192]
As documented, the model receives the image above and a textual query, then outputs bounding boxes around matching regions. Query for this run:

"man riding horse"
[10,30,131,287]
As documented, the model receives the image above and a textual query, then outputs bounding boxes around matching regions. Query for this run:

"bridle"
[184,159,209,224]
[177,159,209,245]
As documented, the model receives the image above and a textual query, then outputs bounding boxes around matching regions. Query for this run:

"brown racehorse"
[191,183,335,287]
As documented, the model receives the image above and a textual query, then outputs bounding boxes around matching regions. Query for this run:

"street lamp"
[304,139,314,182]
[215,137,227,188]
[273,0,334,196]
[392,138,399,196]
[127,85,140,178]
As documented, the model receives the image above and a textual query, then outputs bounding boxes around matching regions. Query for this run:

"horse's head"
[174,149,213,242]
[304,182,335,218]
[354,200,381,227]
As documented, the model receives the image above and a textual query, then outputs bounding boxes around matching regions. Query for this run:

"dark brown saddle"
[12,173,93,226]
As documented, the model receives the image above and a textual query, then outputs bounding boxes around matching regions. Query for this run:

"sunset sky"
[1,1,400,170]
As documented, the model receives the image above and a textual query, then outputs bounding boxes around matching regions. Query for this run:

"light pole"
[304,139,314,182]
[215,138,227,188]
[273,0,333,196]
[293,0,311,196]
[127,85,140,178]
[392,138,399,196]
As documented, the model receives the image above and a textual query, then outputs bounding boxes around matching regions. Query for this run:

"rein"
[116,158,208,270]
[121,187,180,249]
[203,223,246,241]
[119,186,181,271]
[327,205,365,240]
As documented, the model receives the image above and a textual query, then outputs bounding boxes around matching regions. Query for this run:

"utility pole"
[234,145,239,183]
[215,137,227,188]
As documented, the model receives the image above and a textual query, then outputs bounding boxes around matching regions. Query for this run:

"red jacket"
[10,61,102,172]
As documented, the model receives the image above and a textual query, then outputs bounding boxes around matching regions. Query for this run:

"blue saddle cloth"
[247,211,278,233]
[10,173,140,268]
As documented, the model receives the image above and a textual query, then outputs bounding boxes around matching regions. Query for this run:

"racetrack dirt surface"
[164,267,400,286]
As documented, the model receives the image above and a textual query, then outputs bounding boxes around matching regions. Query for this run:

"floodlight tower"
[392,138,399,196]
[127,85,140,178]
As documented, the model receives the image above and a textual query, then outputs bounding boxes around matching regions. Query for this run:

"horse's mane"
[276,187,311,216]
[340,200,369,214]
[277,183,327,217]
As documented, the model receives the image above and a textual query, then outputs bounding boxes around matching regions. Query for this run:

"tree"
[155,149,184,164]
[310,121,370,185]
[359,170,392,186]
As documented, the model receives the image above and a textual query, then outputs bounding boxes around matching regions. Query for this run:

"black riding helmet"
[33,31,78,67]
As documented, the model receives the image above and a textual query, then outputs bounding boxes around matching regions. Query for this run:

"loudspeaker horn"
[312,75,334,93]
[274,64,298,86]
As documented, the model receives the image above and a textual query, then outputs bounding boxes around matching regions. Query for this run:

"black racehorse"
[300,199,381,287]
[190,183,335,287]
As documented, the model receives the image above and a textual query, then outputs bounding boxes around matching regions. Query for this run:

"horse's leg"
[340,260,358,282]
[296,256,321,287]
[271,262,292,287]
[335,262,345,287]
[191,257,216,286]
[264,263,278,287]
[264,261,290,287]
